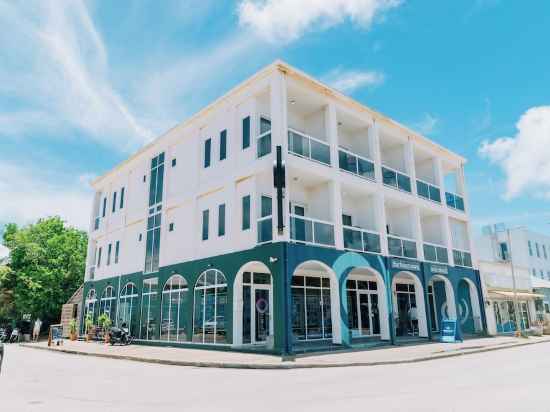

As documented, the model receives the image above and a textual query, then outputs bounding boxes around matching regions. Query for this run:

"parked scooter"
[108,324,132,346]
[0,328,8,343]
[9,328,20,343]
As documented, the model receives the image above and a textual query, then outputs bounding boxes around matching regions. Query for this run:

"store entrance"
[346,279,380,338]
[242,272,272,345]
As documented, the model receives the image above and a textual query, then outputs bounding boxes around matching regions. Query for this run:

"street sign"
[48,324,64,347]
[440,318,461,343]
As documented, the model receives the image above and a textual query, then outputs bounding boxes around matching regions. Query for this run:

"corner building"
[82,61,486,354]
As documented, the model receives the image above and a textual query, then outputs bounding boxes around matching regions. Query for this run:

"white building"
[476,224,550,335]
[82,61,484,353]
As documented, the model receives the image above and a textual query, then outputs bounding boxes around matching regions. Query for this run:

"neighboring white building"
[476,224,550,335]
[82,61,483,353]
[0,244,9,266]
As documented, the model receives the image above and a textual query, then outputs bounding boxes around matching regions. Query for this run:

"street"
[1,343,550,412]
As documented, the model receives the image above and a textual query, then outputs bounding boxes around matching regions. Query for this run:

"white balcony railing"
[288,128,331,166]
[338,147,375,181]
[416,178,441,203]
[446,191,465,212]
[382,164,412,193]
[290,214,335,247]
[453,248,473,268]
[387,235,417,259]
[423,241,448,264]
[343,225,381,254]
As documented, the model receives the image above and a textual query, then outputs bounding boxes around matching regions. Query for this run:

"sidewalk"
[21,335,550,369]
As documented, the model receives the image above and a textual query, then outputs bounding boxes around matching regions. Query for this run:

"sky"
[0,0,549,241]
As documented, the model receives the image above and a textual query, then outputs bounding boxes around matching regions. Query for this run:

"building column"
[441,215,455,266]
[375,193,389,255]
[370,120,382,182]
[405,138,417,196]
[270,70,289,242]
[412,206,424,261]
[331,180,344,249]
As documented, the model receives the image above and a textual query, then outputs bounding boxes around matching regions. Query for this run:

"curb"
[19,338,550,370]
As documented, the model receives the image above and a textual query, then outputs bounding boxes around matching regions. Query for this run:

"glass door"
[359,292,371,335]
[253,286,270,343]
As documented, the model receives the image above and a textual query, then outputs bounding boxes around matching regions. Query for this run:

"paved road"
[1,344,550,412]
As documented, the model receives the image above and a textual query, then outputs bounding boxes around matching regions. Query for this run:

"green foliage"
[0,266,16,323]
[97,313,111,330]
[0,216,87,325]
[68,318,77,334]
[84,313,94,333]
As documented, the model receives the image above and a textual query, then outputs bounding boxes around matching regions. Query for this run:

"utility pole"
[506,228,524,337]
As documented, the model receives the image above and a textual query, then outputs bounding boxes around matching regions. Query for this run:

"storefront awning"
[487,290,545,300]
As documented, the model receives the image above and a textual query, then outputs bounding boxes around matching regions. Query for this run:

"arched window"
[161,275,188,342]
[99,286,116,321]
[85,289,97,321]
[118,283,139,334]
[193,269,228,344]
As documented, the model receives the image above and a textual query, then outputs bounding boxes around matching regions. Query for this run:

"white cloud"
[321,68,385,93]
[412,113,439,136]
[479,106,550,199]
[238,0,402,44]
[0,0,153,152]
[0,161,93,230]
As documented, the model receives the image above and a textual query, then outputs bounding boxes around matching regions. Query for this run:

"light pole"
[506,228,524,337]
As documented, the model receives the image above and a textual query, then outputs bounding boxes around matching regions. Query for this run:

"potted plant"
[68,318,78,341]
[97,314,112,344]
[84,314,94,342]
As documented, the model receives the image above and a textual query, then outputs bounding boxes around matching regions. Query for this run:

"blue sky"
[1,0,549,239]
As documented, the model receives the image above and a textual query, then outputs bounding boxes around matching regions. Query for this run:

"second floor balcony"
[343,225,381,254]
[388,235,417,259]
[288,128,331,166]
[416,179,441,203]
[338,147,375,181]
[446,191,465,212]
[423,241,449,264]
[290,214,335,247]
[453,248,473,268]
[382,165,412,194]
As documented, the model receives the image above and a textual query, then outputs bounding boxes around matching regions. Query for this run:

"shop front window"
[160,275,189,342]
[118,283,139,335]
[99,286,116,322]
[193,269,228,344]
[291,275,332,341]
[140,278,159,340]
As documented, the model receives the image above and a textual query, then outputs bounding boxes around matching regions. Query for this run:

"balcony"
[416,179,441,203]
[290,215,335,247]
[338,148,375,181]
[288,128,331,166]
[423,242,448,264]
[388,235,417,259]
[446,191,465,212]
[382,165,412,193]
[453,249,473,267]
[343,226,381,254]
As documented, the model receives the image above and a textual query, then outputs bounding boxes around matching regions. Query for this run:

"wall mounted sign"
[430,264,448,275]
[391,259,420,272]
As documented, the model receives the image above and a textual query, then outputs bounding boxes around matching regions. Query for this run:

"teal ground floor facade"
[81,243,486,354]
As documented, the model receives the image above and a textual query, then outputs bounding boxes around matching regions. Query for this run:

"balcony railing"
[257,216,273,243]
[290,214,335,247]
[423,242,448,264]
[446,191,465,212]
[343,226,381,254]
[453,249,473,268]
[416,179,441,203]
[388,235,417,259]
[288,128,331,166]
[338,148,375,181]
[382,165,412,193]
[257,130,271,158]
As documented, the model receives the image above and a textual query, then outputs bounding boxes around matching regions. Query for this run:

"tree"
[1,217,87,325]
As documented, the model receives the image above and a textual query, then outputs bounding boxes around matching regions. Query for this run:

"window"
[120,187,125,209]
[257,117,271,157]
[140,277,159,340]
[107,243,112,266]
[499,242,509,261]
[161,275,189,342]
[543,245,547,259]
[84,289,97,325]
[220,130,227,160]
[172,158,176,167]
[112,192,117,213]
[541,269,544,278]
[204,138,211,168]
[242,195,251,230]
[218,204,225,237]
[533,268,537,277]
[202,209,209,240]
[193,269,228,344]
[169,223,174,232]
[99,286,116,322]
[536,242,540,258]
[149,153,165,207]
[115,240,120,264]
[143,175,146,182]
[97,247,102,268]
[291,275,332,341]
[102,197,107,217]
[242,116,250,149]
[342,214,353,227]
[257,195,272,243]
[118,283,138,335]
[139,233,142,242]
[144,212,161,273]
[528,240,533,256]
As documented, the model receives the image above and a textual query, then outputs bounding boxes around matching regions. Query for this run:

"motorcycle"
[0,328,8,343]
[9,328,20,343]
[108,324,132,346]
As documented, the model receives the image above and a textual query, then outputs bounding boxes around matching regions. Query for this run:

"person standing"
[32,318,42,342]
